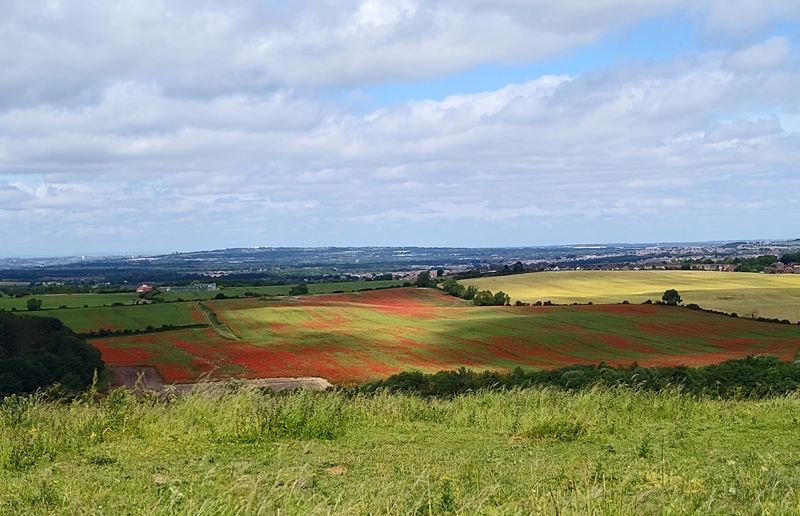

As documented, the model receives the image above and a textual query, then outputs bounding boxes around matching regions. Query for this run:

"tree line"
[0,312,103,397]
[361,355,800,399]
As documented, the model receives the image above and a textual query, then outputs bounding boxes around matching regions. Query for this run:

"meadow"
[462,270,800,322]
[1,386,799,514]
[93,288,800,384]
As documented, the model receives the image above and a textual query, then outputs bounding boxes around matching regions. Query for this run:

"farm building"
[164,283,218,292]
[136,284,154,294]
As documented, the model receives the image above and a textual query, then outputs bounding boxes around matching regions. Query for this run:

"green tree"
[463,285,478,300]
[436,268,444,277]
[441,278,465,298]
[289,284,309,295]
[662,289,682,305]
[415,271,433,288]
[473,290,494,306]
[26,298,42,311]
[493,291,510,306]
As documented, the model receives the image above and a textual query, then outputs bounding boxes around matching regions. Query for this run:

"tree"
[415,271,433,288]
[441,278,465,298]
[473,290,495,306]
[26,298,42,311]
[511,261,524,274]
[493,291,511,306]
[289,284,309,296]
[463,285,478,300]
[662,289,682,306]
[436,268,444,277]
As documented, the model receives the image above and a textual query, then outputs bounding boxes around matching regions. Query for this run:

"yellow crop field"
[462,270,800,322]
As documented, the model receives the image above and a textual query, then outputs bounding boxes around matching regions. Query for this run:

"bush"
[363,356,800,399]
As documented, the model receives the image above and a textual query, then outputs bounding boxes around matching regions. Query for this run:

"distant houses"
[136,284,154,294]
[163,283,218,292]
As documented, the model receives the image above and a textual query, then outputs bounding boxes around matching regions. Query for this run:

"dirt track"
[106,366,332,393]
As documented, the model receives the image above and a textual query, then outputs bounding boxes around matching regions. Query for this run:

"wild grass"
[2,386,799,514]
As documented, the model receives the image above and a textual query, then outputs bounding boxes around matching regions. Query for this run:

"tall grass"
[2,385,799,514]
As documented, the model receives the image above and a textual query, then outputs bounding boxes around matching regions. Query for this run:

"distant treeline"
[361,355,800,398]
[0,312,103,397]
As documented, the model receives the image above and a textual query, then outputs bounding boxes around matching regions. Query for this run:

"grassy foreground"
[463,270,800,322]
[2,387,799,514]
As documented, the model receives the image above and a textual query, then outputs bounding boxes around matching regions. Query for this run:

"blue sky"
[0,1,799,256]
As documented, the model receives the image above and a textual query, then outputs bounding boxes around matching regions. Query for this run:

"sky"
[1,1,799,256]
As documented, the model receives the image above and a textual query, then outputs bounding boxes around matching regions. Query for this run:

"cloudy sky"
[1,1,799,256]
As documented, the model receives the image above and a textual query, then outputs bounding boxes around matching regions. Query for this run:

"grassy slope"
[1,388,799,514]
[462,270,800,322]
[93,288,800,383]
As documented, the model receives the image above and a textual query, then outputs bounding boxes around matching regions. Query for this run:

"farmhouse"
[136,284,154,294]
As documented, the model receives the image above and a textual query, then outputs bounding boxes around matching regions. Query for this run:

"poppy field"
[93,287,800,384]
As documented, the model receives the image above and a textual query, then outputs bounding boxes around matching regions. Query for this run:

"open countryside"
[91,287,800,384]
[463,270,800,322]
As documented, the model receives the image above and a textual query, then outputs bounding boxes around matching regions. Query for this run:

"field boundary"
[197,301,239,340]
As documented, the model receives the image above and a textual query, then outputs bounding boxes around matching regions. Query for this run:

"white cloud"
[1,3,799,253]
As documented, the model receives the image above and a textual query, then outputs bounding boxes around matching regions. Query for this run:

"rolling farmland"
[93,288,800,384]
[462,270,800,322]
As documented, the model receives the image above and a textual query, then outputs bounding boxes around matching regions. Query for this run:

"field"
[3,280,406,331]
[0,292,140,311]
[93,288,800,384]
[462,270,800,322]
[154,280,405,301]
[44,303,203,333]
[2,387,800,513]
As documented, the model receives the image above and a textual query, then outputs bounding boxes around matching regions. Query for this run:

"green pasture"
[154,280,406,301]
[2,387,799,514]
[0,292,140,311]
[41,302,201,333]
[462,270,800,322]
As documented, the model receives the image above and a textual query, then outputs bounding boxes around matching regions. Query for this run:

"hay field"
[462,270,800,321]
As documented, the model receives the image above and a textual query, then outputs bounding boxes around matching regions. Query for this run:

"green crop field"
[154,280,406,301]
[93,288,800,384]
[40,302,202,333]
[462,270,800,322]
[0,292,140,311]
[2,387,799,514]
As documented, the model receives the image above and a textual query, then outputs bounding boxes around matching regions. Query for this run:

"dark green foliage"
[0,312,103,397]
[662,289,682,305]
[415,271,434,288]
[363,356,800,398]
[473,290,510,306]
[732,255,779,272]
[441,278,465,297]
[288,284,309,296]
[26,298,42,311]
[779,251,800,264]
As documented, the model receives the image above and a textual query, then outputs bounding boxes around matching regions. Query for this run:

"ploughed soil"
[106,366,331,393]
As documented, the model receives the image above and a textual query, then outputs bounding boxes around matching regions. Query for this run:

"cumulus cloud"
[0,2,799,253]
